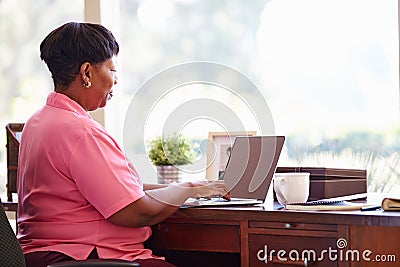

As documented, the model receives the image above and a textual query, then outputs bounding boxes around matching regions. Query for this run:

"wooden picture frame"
[205,131,256,180]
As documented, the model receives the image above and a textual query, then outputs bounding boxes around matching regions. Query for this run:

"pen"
[223,192,231,201]
[360,205,382,211]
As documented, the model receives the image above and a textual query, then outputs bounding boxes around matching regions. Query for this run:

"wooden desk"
[146,196,400,267]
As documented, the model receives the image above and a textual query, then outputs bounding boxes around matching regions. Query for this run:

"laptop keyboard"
[210,197,256,202]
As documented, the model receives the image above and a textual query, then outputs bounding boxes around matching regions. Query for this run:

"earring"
[84,81,92,88]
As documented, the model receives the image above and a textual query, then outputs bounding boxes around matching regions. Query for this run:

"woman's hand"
[188,179,229,199]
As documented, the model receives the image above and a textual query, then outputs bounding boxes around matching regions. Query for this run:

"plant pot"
[156,165,182,184]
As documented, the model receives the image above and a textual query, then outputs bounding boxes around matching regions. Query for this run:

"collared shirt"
[17,92,155,261]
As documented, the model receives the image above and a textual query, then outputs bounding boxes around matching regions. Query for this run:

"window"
[1,1,398,198]
[0,0,83,200]
[117,0,399,191]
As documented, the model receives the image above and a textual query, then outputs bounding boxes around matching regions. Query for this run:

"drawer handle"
[284,223,293,229]
[270,256,315,266]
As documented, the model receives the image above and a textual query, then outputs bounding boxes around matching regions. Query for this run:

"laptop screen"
[222,136,285,200]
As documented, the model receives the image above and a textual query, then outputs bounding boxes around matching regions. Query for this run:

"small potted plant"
[147,134,195,184]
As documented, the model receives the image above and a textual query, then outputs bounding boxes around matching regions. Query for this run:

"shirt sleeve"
[69,126,145,218]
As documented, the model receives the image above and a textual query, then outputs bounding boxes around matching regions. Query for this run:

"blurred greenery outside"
[0,0,399,200]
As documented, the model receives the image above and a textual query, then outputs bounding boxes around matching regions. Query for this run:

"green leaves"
[147,134,195,166]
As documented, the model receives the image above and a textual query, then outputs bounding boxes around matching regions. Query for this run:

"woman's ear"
[80,62,92,87]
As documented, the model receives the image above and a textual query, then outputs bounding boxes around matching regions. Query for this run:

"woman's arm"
[143,183,168,190]
[108,180,226,228]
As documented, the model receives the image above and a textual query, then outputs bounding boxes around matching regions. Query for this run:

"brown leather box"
[275,167,367,201]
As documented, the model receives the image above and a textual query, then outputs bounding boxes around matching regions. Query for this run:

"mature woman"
[17,22,227,267]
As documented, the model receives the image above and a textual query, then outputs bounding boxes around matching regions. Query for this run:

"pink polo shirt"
[17,92,156,261]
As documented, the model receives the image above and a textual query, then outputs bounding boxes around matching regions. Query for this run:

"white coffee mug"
[273,172,310,205]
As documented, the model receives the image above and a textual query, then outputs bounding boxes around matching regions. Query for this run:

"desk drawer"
[249,234,338,267]
[147,222,240,253]
[249,221,337,238]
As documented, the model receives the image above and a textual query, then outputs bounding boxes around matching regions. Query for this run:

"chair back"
[6,123,24,201]
[0,200,25,267]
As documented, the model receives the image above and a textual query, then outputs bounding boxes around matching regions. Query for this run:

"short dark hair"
[40,22,119,88]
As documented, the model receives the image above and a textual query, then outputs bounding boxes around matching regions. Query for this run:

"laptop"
[183,135,285,207]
